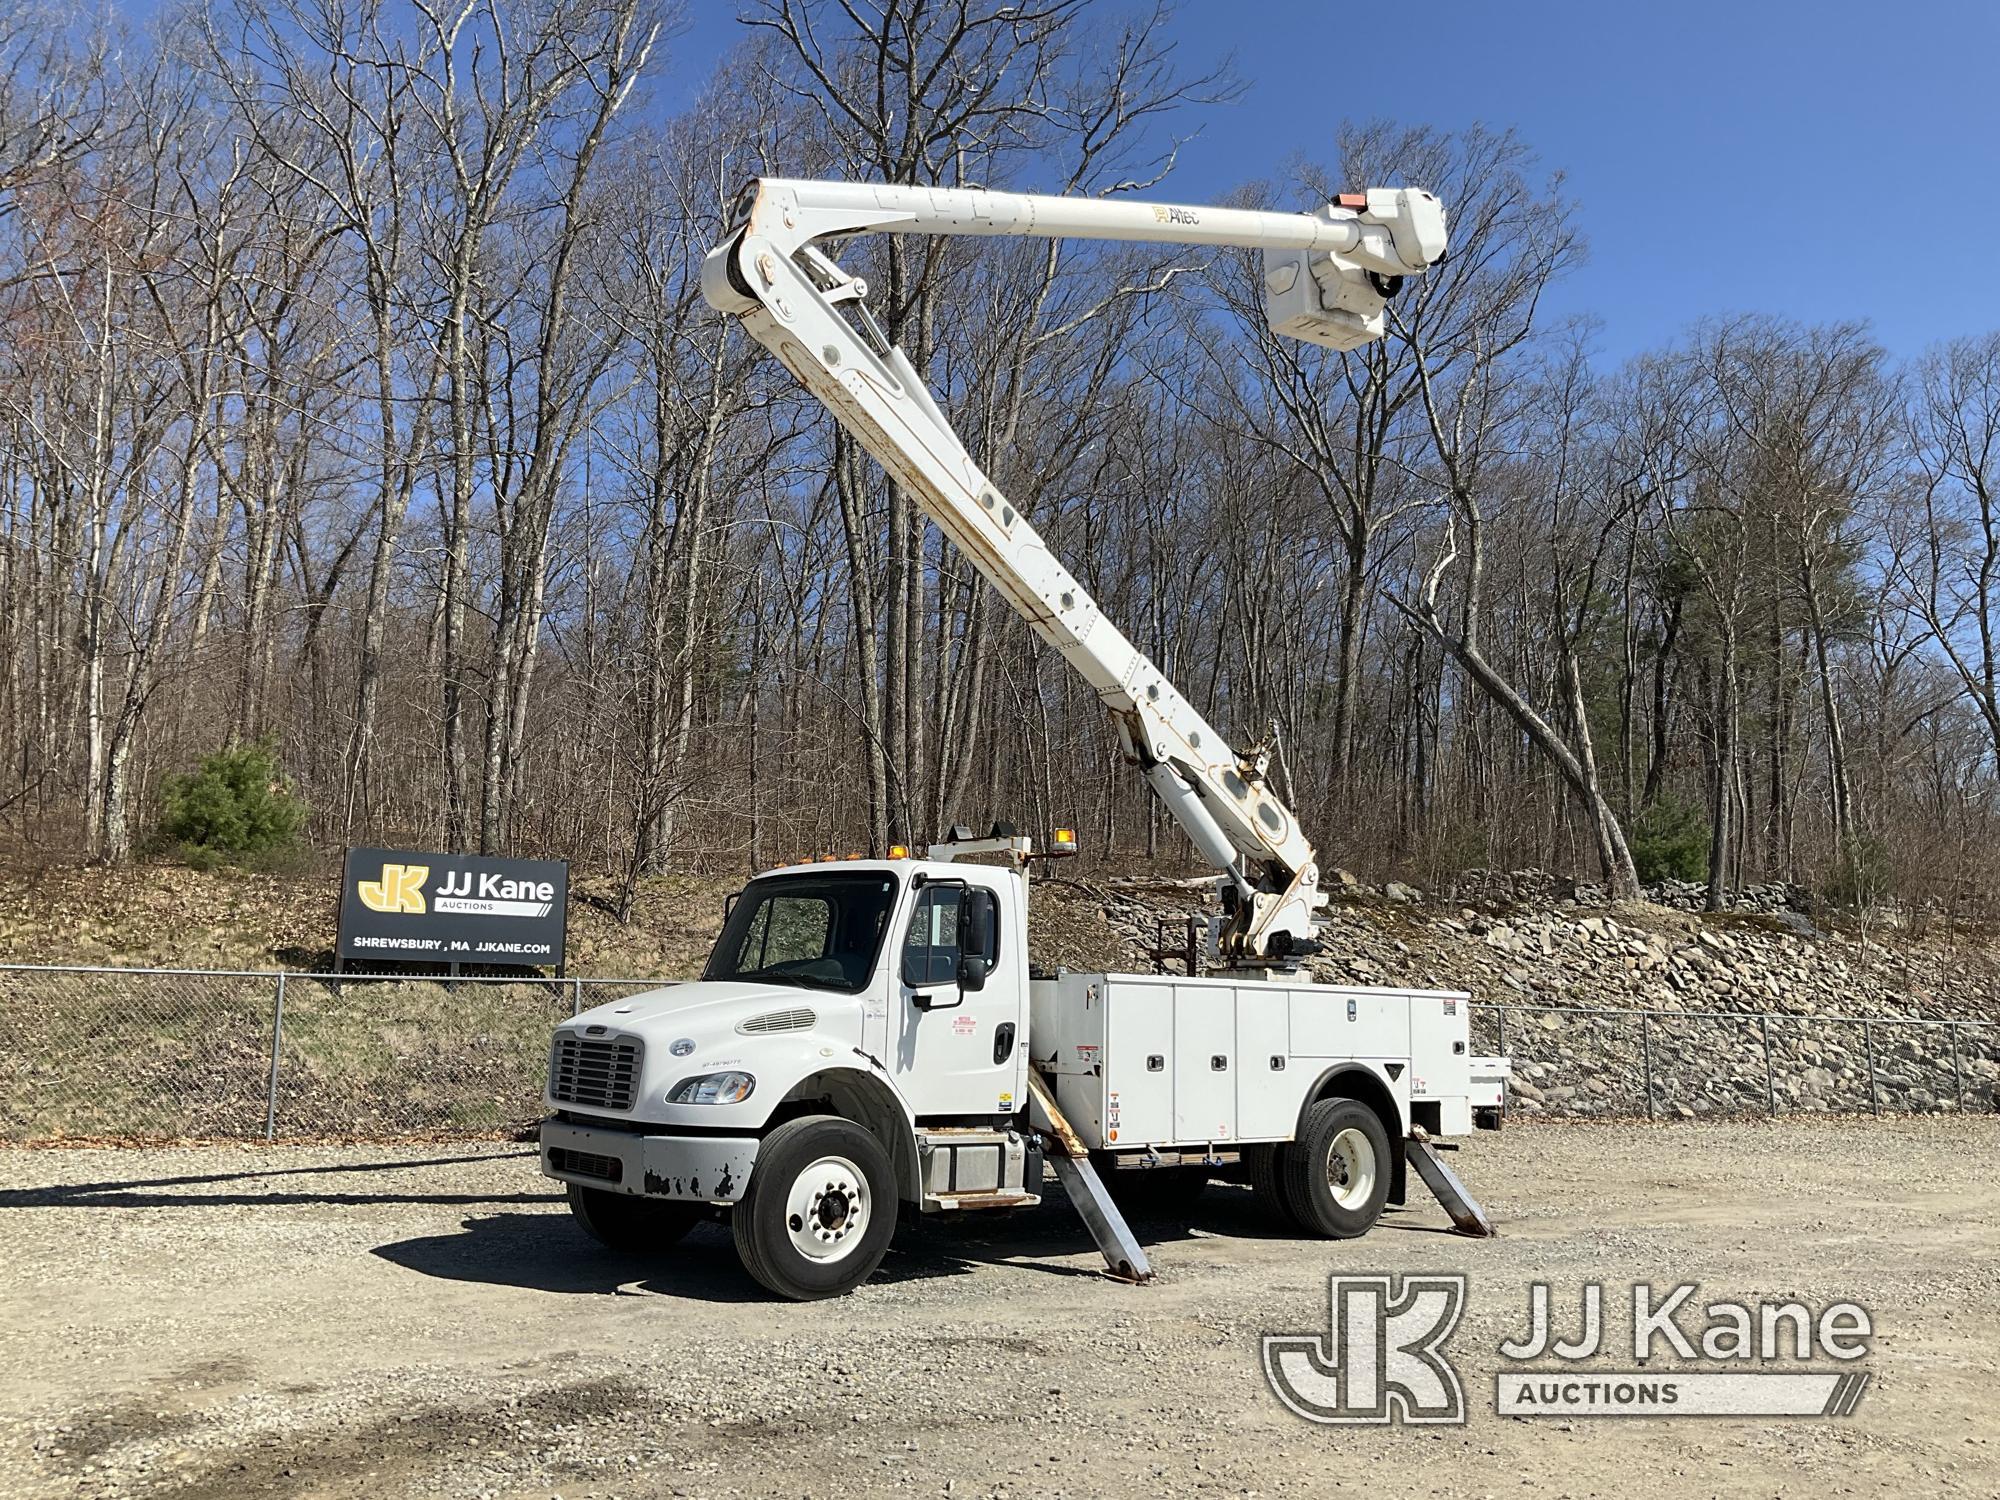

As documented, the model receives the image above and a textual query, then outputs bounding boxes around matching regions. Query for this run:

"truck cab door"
[891,878,1022,1120]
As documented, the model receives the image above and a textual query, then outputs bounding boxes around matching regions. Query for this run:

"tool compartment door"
[1171,983,1236,1142]
[1405,991,1472,1102]
[1289,986,1409,1059]
[1235,984,1293,1139]
[1100,979,1172,1146]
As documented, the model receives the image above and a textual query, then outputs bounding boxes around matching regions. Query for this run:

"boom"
[702,177,1447,961]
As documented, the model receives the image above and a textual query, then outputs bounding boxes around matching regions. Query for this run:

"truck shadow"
[373,1214,773,1301]
[369,1181,1329,1303]
[0,1151,554,1210]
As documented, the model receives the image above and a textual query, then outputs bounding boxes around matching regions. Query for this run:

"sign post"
[337,847,570,975]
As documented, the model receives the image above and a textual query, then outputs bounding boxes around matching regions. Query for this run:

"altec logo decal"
[357,863,429,915]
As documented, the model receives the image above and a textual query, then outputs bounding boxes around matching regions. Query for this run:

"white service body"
[1033,972,1476,1151]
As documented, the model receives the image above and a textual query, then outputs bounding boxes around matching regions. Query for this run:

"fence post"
[1950,1023,1964,1113]
[1640,1012,1656,1121]
[264,972,288,1142]
[572,977,583,1018]
[1864,1020,1879,1116]
[1761,1014,1777,1118]
[1497,1007,1507,1060]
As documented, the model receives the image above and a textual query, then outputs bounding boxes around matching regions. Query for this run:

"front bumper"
[541,1118,758,1203]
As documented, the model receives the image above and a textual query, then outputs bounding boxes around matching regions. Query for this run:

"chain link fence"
[1470,1004,2000,1120]
[3,963,1996,1141]
[0,965,667,1142]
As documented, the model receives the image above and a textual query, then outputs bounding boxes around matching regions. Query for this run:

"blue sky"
[659,0,2000,365]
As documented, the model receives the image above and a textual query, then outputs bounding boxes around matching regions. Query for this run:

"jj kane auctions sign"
[337,847,569,968]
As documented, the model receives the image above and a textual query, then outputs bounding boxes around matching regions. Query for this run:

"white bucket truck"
[541,178,1508,1298]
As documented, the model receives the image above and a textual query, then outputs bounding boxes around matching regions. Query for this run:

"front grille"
[548,1146,622,1183]
[738,1007,816,1035]
[550,1035,642,1111]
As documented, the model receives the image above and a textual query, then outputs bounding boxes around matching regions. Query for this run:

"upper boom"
[705,177,1445,351]
[702,176,1448,961]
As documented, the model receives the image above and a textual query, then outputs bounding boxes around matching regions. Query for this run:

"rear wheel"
[566,1183,701,1252]
[1245,1142,1300,1228]
[733,1115,897,1300]
[1279,1097,1394,1239]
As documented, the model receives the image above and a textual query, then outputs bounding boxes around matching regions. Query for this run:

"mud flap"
[1027,1071,1153,1283]
[1406,1137,1495,1237]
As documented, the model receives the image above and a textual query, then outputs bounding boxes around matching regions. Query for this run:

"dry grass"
[0,860,1141,1143]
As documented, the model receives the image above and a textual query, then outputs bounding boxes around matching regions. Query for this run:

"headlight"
[668,1070,755,1105]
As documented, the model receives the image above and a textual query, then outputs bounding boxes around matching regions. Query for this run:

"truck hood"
[572,979,863,1049]
[555,979,872,1123]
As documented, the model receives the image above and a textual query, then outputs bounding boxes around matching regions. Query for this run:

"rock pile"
[1447,866,1810,915]
[1447,868,1593,907]
[1075,877,2000,1122]
[1643,876,1810,915]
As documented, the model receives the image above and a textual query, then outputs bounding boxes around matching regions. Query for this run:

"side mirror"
[962,889,996,957]
[957,954,989,993]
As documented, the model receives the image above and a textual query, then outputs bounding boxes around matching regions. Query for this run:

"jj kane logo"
[431,867,557,918]
[1264,1278,1873,1425]
[357,861,554,920]
[1263,1275,1468,1424]
[357,862,428,914]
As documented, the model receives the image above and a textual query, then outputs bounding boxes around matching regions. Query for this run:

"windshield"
[703,872,900,993]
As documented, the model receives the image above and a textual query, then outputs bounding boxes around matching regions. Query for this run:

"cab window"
[704,873,897,993]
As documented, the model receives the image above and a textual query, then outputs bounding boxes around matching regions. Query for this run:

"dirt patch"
[2,1121,1995,1499]
[156,1376,652,1500]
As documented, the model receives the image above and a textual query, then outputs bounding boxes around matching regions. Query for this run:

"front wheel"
[1279,1097,1394,1239]
[567,1183,701,1252]
[733,1115,897,1300]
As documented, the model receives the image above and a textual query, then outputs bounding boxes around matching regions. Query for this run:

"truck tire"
[733,1114,896,1300]
[1245,1142,1301,1228]
[1279,1097,1393,1239]
[566,1183,701,1251]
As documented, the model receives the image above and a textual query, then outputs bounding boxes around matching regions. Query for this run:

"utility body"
[541,176,1508,1298]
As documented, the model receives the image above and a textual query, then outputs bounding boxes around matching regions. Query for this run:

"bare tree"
[750,0,1230,847]
[1908,332,2000,770]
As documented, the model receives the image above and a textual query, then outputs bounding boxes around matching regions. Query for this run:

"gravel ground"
[3,1117,1996,1499]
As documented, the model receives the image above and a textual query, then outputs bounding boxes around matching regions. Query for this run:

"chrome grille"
[550,1035,641,1111]
[737,1007,816,1035]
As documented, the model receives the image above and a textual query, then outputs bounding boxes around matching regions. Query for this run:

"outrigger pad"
[1405,1138,1496,1238]
[1048,1153,1154,1284]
